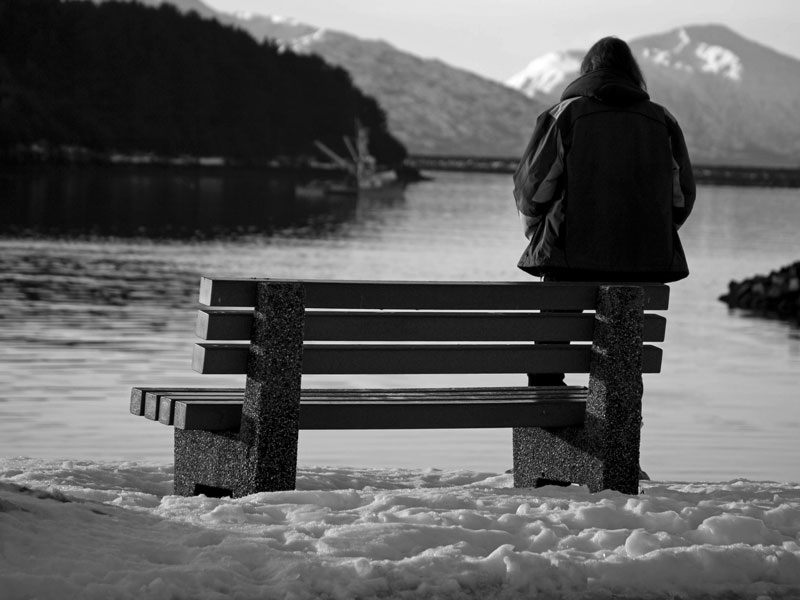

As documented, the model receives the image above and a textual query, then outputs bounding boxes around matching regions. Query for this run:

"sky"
[202,0,800,81]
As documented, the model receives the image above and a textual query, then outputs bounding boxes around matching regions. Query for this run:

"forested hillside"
[0,0,406,165]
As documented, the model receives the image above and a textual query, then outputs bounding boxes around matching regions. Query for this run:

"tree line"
[0,0,407,165]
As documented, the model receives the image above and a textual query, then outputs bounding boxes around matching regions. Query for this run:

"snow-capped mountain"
[506,25,800,166]
[506,25,767,102]
[510,31,746,98]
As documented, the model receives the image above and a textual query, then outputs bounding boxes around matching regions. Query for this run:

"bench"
[130,277,669,497]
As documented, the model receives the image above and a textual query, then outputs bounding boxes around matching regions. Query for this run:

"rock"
[719,261,800,322]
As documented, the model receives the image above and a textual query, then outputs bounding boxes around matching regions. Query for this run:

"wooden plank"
[130,387,151,416]
[199,278,670,311]
[196,309,253,340]
[193,343,663,375]
[130,387,243,416]
[192,343,249,375]
[172,386,587,431]
[144,393,161,421]
[174,400,243,431]
[197,310,668,343]
[176,400,586,430]
[301,386,587,400]
[645,314,667,342]
[197,310,599,341]
[158,392,243,425]
[300,398,585,429]
[301,344,596,375]
[131,387,242,418]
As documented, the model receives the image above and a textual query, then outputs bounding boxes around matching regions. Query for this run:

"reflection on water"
[0,165,404,238]
[1,168,799,482]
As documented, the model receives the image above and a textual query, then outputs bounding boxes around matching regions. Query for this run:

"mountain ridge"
[124,0,548,158]
[230,11,800,166]
[83,3,800,166]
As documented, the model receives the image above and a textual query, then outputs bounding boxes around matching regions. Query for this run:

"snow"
[674,28,692,54]
[695,42,743,80]
[261,14,299,25]
[643,47,675,68]
[2,458,799,599]
[287,28,327,53]
[505,51,581,98]
[233,12,305,28]
[641,28,743,81]
[641,46,697,73]
[510,29,747,98]
[231,10,258,21]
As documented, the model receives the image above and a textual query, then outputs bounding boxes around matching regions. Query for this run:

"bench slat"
[131,387,244,417]
[300,386,585,400]
[158,393,243,425]
[133,385,587,423]
[199,278,670,310]
[193,343,663,375]
[130,387,244,416]
[172,386,588,431]
[300,398,585,429]
[174,400,244,431]
[143,390,242,425]
[196,310,667,343]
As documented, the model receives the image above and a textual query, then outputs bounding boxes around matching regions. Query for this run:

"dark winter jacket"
[513,68,696,282]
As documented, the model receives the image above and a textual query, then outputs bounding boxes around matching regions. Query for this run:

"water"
[1,166,799,482]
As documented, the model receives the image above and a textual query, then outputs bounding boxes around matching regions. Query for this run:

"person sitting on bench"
[512,36,696,387]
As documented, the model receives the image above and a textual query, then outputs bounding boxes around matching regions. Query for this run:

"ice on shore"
[1,457,799,599]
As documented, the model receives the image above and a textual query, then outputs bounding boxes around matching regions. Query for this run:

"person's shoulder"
[545,96,584,121]
[646,99,680,124]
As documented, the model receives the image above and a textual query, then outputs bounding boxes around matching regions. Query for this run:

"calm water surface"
[1,167,799,482]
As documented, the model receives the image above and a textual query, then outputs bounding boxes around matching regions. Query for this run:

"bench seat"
[132,385,587,430]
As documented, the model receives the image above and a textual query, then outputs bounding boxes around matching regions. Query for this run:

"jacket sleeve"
[512,107,564,238]
[665,108,696,229]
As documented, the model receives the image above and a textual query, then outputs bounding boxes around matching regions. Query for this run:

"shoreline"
[405,155,800,188]
[4,149,800,188]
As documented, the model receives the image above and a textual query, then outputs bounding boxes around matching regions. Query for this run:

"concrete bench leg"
[513,285,644,494]
[173,282,306,497]
[174,430,251,497]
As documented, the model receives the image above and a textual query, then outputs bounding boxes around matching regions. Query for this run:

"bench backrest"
[192,278,669,377]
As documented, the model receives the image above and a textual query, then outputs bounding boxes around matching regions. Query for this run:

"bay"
[1,166,798,482]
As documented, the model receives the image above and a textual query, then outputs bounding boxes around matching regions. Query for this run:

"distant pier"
[405,155,800,188]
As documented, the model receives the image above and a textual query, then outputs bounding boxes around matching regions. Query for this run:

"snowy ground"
[1,458,799,600]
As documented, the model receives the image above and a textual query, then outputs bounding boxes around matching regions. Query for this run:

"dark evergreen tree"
[0,0,407,164]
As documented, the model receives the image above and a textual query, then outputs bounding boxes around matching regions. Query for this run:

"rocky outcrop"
[719,261,800,321]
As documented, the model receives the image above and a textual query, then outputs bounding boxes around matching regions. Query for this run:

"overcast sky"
[202,0,800,81]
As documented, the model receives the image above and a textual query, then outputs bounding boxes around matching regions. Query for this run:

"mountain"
[75,3,800,166]
[506,24,800,167]
[129,0,548,158]
[278,29,549,158]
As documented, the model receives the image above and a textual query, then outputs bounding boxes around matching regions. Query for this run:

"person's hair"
[580,36,646,90]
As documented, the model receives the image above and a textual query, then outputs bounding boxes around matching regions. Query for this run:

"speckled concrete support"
[173,282,306,497]
[174,430,251,497]
[513,286,644,494]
